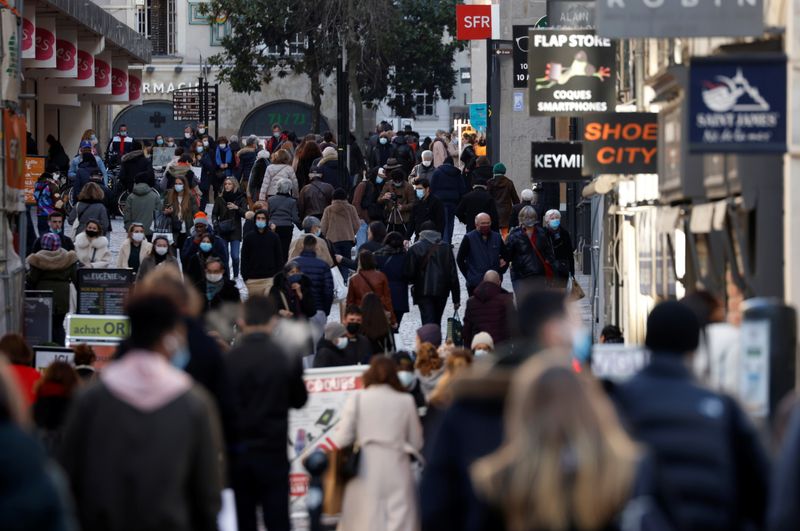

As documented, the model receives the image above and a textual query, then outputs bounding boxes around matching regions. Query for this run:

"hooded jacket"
[124,183,163,235]
[293,250,334,315]
[462,281,514,346]
[26,249,79,315]
[487,175,520,228]
[69,199,110,236]
[313,338,361,368]
[74,233,112,269]
[430,163,467,205]
[403,230,460,304]
[320,199,361,243]
[259,164,298,199]
[119,150,154,192]
[59,351,223,531]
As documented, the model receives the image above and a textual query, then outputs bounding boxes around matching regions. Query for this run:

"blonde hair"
[471,353,639,531]
[414,342,443,376]
[223,176,239,193]
[271,149,292,165]
[428,349,473,408]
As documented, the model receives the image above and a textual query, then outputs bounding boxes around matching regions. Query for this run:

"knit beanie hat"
[324,322,347,342]
[193,212,210,226]
[41,232,61,251]
[417,324,442,346]
[471,332,494,350]
[645,301,700,355]
[493,163,507,175]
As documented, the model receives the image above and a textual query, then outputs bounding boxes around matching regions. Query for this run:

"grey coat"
[267,193,300,228]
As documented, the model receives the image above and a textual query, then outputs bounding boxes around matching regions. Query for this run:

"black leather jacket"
[403,231,460,304]
[504,225,556,281]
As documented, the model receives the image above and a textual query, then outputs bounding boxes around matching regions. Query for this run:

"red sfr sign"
[457,4,493,40]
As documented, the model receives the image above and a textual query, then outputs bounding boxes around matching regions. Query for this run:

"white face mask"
[198,128,206,134]
[422,160,432,167]
[206,272,224,283]
[131,232,145,242]
[175,184,185,192]
[202,140,209,147]
[155,246,169,256]
[219,143,227,149]
[335,337,349,350]
[474,349,490,357]
[397,371,416,390]
[184,132,192,139]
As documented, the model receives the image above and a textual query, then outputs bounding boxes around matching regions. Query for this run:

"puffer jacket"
[259,164,298,199]
[293,250,334,315]
[430,163,466,205]
[462,281,514,346]
[320,200,360,243]
[74,233,112,269]
[298,180,334,220]
[267,193,300,228]
[235,147,257,183]
[376,247,410,316]
[487,175,519,228]
[124,183,163,235]
[504,225,556,281]
[119,150,154,192]
[403,230,460,304]
[26,249,79,315]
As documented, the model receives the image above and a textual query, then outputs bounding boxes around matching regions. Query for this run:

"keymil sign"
[531,142,585,181]
[582,113,658,174]
[595,0,763,38]
[688,55,786,154]
[528,30,616,116]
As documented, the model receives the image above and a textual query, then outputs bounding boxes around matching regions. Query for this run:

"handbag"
[447,311,463,346]
[331,266,347,301]
[568,275,586,300]
[338,394,361,481]
[217,218,235,237]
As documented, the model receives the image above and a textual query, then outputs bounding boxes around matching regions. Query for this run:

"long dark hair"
[360,293,390,341]
[362,355,404,392]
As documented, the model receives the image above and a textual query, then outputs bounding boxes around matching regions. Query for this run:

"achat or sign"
[66,315,130,343]
[456,4,493,40]
[582,113,658,175]
[531,142,585,181]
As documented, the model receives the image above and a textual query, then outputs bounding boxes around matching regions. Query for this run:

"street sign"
[23,156,45,205]
[34,347,75,372]
[688,55,787,154]
[582,113,658,175]
[528,30,617,116]
[531,142,585,181]
[595,0,762,38]
[24,290,53,347]
[173,83,219,121]
[66,314,130,344]
[456,4,493,40]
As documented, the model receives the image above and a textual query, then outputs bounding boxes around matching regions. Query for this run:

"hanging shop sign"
[21,0,35,59]
[548,0,595,29]
[595,0,763,38]
[512,25,534,88]
[456,4,495,40]
[688,55,786,154]
[531,142,585,181]
[4,110,27,212]
[66,314,130,344]
[469,102,488,132]
[528,30,616,116]
[25,15,56,69]
[582,112,658,174]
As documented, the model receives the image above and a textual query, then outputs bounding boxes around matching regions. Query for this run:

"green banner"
[67,315,130,341]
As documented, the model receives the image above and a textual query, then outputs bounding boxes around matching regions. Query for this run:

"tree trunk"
[310,72,322,134]
[347,44,366,153]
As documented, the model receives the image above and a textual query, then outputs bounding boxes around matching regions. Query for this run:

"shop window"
[137,0,176,55]
[413,91,435,117]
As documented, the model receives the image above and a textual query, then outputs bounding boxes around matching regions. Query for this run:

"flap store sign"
[528,30,616,116]
[582,112,658,175]
[531,142,585,181]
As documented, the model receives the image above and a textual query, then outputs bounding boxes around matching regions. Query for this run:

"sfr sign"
[456,4,493,40]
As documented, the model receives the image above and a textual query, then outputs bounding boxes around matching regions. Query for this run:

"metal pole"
[486,41,501,164]
[197,76,204,133]
[337,39,350,191]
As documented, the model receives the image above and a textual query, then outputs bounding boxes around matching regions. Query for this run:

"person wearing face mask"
[268,261,315,320]
[457,213,507,297]
[409,150,436,182]
[470,332,495,359]
[429,156,467,245]
[116,223,153,275]
[509,188,534,231]
[505,206,557,297]
[313,322,360,368]
[180,213,229,274]
[124,172,163,240]
[265,123,288,154]
[69,141,108,186]
[164,174,199,251]
[379,167,416,239]
[487,163,520,239]
[184,233,223,292]
[32,211,75,253]
[68,182,110,236]
[59,294,224,531]
[350,168,386,249]
[137,235,179,281]
[106,124,136,162]
[192,138,216,211]
[74,220,112,269]
[368,131,395,170]
[33,171,60,237]
[543,209,574,288]
[154,135,166,149]
[212,177,247,279]
[392,351,426,409]
[410,178,445,240]
[215,136,234,185]
[201,257,240,312]
[180,125,196,150]
[287,216,335,267]
[166,137,176,148]
[241,209,285,297]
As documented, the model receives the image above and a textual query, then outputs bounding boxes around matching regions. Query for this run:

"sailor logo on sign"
[701,69,770,113]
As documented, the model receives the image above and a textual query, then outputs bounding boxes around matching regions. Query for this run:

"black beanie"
[645,301,700,355]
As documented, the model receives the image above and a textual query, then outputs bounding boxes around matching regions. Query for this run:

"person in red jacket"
[0,333,41,406]
[462,270,514,347]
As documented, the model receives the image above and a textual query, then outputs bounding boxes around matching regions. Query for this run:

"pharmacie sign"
[595,0,763,38]
[528,30,616,116]
[582,113,658,174]
[688,55,786,154]
[531,142,585,181]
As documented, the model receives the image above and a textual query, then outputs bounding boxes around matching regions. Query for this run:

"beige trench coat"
[332,384,423,531]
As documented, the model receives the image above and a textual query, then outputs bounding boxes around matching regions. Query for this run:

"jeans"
[333,240,354,280]
[417,296,447,327]
[355,220,368,251]
[232,452,290,531]
[227,239,241,278]
[443,203,457,244]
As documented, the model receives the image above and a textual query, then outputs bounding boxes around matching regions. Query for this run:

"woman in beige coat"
[332,357,423,531]
[320,188,361,277]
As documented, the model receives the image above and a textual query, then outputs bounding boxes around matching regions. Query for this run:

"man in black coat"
[410,178,445,239]
[612,301,769,531]
[225,295,307,531]
[455,180,499,232]
[201,257,241,312]
[461,271,513,346]
[313,322,360,368]
[31,211,74,253]
[403,221,460,327]
[241,209,285,297]
[119,149,154,193]
[342,305,373,364]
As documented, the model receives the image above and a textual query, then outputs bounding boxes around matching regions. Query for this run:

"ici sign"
[595,0,763,38]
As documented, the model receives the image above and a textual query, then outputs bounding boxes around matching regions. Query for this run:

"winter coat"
[611,356,769,531]
[224,332,307,453]
[124,183,163,236]
[351,179,384,223]
[185,251,222,293]
[269,271,316,320]
[470,164,493,189]
[462,281,514,346]
[456,230,506,289]
[431,137,449,168]
[319,158,349,192]
[320,199,360,243]
[47,139,71,172]
[116,239,153,272]
[393,137,416,176]
[235,147,257,182]
[487,176,519,228]
[26,249,78,315]
[430,163,466,205]
[164,190,200,239]
[409,162,436,182]
[504,226,556,282]
[241,228,284,281]
[293,250,334,315]
[411,193,446,238]
[137,251,179,281]
[346,270,397,326]
[460,145,477,178]
[59,352,223,531]
[295,153,317,191]
[298,179,334,219]
[74,233,112,269]
[547,226,575,277]
[265,134,288,154]
[376,247,410,316]
[196,151,216,192]
[33,384,72,455]
[379,181,416,225]
[259,164,298,199]
[69,154,107,181]
[247,158,268,201]
[202,279,241,312]
[215,146,233,176]
[34,178,59,216]
[211,191,247,241]
[455,188,499,232]
[267,193,300,228]
[313,338,362,368]
[119,150,154,192]
[163,163,194,191]
[403,230,460,304]
[68,199,110,236]
[508,200,532,230]
[32,232,74,254]
[288,234,334,268]
[332,385,423,531]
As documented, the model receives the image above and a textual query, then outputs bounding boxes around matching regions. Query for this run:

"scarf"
[206,279,224,301]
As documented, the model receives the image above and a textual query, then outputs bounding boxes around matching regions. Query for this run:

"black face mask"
[346,323,361,335]
[85,230,99,238]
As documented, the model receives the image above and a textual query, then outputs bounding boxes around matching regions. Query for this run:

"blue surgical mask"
[171,345,191,370]
[156,138,164,146]
[379,137,388,145]
[174,184,184,193]
[415,189,425,200]
[397,370,416,390]
[550,219,561,230]
[288,273,303,284]
[199,242,213,253]
[255,220,268,230]
[376,176,384,184]
[196,146,204,154]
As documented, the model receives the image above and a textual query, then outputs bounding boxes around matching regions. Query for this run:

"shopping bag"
[217,489,238,531]
[331,266,347,301]
[568,275,586,301]
[447,311,463,346]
